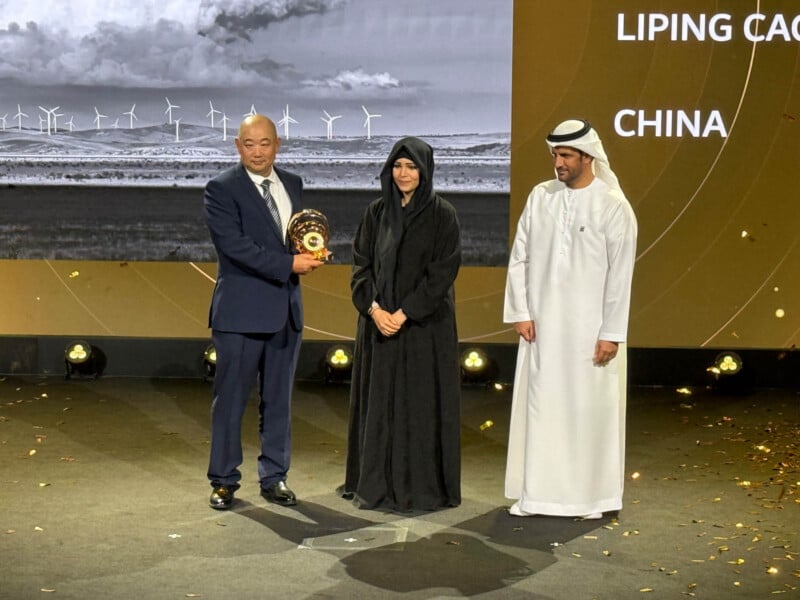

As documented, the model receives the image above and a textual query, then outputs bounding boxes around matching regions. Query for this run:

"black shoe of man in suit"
[261,480,297,506]
[209,485,235,510]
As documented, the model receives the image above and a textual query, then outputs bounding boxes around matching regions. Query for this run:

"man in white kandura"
[503,119,637,519]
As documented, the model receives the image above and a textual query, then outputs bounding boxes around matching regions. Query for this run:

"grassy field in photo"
[0,185,508,266]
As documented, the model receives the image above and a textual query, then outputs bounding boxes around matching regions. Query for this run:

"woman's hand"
[372,308,406,337]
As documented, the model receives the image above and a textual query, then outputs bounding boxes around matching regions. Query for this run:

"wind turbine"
[14,104,28,131]
[243,104,257,118]
[0,114,6,131]
[66,116,75,132]
[361,105,381,140]
[124,104,137,129]
[93,106,107,130]
[221,112,230,141]
[37,106,50,134]
[52,107,64,133]
[277,104,298,139]
[111,117,120,129]
[207,100,221,128]
[320,110,341,140]
[37,106,59,136]
[174,118,181,142]
[164,97,179,125]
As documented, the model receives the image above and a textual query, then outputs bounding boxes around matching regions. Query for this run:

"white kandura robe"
[503,177,637,516]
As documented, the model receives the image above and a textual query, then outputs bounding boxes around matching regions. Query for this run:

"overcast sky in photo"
[0,0,512,136]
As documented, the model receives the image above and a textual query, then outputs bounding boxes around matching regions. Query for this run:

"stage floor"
[1,377,797,599]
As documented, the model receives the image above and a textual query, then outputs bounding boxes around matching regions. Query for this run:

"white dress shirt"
[244,168,293,238]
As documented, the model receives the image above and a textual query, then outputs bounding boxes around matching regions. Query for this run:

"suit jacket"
[204,163,303,333]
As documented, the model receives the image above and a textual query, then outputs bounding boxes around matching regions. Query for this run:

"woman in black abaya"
[338,136,462,512]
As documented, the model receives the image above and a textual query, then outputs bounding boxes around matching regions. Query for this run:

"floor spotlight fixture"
[64,340,101,379]
[325,345,353,383]
[707,351,747,394]
[203,344,217,381]
[710,351,743,376]
[461,347,494,384]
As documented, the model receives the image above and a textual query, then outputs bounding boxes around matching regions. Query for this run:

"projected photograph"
[0,0,511,265]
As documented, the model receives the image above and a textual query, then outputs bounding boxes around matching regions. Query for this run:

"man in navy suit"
[204,114,323,510]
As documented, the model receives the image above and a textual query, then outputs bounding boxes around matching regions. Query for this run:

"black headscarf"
[374,136,435,311]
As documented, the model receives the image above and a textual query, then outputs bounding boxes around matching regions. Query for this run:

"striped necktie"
[260,179,283,232]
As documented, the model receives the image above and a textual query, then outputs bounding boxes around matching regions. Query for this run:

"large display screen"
[512,1,800,349]
[0,0,512,344]
[0,0,510,267]
[1,1,797,351]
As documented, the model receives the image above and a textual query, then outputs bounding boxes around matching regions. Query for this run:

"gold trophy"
[287,209,332,261]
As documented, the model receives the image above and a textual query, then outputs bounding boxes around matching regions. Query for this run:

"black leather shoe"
[209,485,235,510]
[261,480,297,506]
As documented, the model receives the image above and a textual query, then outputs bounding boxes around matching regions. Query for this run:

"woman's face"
[392,157,420,198]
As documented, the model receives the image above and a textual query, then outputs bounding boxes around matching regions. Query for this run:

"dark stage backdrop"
[512,1,800,349]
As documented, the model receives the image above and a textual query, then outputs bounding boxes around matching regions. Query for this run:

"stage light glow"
[706,351,750,394]
[462,348,487,373]
[64,340,101,379]
[324,345,354,383]
[326,346,352,369]
[65,341,91,364]
[204,344,217,365]
[460,347,497,384]
[714,352,742,375]
[203,344,216,381]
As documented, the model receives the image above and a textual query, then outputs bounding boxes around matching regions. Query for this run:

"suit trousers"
[207,324,301,489]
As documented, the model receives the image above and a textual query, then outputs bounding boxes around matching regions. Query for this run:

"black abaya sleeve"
[400,198,461,321]
[350,201,381,316]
